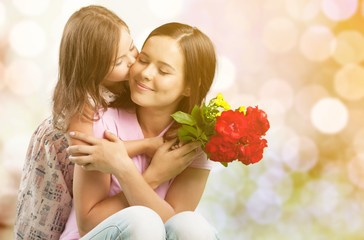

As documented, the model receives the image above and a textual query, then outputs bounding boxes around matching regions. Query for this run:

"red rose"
[237,137,267,165]
[205,135,238,162]
[215,110,247,141]
[246,106,270,136]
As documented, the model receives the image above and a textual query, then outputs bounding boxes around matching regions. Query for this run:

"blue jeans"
[81,206,219,240]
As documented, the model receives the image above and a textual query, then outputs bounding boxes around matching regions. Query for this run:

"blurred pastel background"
[1,0,364,239]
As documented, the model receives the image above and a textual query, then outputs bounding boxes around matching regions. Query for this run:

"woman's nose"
[142,65,154,81]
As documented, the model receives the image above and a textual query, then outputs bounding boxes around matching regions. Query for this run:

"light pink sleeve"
[93,109,120,139]
[189,149,214,170]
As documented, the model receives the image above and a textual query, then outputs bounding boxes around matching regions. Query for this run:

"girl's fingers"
[68,131,99,145]
[103,130,119,142]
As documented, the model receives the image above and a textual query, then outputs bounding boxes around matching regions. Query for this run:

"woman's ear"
[182,86,191,96]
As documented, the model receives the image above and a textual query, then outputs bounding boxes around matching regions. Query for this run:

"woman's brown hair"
[115,22,217,139]
[52,5,128,131]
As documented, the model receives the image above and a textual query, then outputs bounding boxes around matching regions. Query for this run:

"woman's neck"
[136,107,174,138]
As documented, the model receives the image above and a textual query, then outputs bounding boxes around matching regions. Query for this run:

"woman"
[65,22,219,239]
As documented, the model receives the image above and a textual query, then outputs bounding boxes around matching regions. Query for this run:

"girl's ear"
[182,86,191,97]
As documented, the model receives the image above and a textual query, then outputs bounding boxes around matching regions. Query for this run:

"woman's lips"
[135,81,155,91]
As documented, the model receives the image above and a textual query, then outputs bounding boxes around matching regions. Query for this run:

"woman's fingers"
[68,131,99,145]
[69,155,92,166]
[67,145,93,155]
[161,138,179,151]
[176,141,201,155]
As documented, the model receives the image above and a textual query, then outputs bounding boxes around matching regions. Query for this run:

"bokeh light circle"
[294,84,329,119]
[4,60,43,96]
[300,25,336,62]
[334,64,364,101]
[353,128,364,155]
[257,167,293,202]
[347,155,364,189]
[302,180,339,218]
[332,31,364,65]
[310,97,348,134]
[285,0,321,21]
[322,0,358,21]
[246,188,282,224]
[9,20,46,58]
[12,0,50,16]
[282,136,318,172]
[262,17,298,53]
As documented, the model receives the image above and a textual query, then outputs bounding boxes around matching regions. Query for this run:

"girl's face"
[129,36,190,112]
[103,27,138,88]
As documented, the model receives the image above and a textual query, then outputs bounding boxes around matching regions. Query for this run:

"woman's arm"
[68,112,129,236]
[113,159,209,222]
[68,131,206,222]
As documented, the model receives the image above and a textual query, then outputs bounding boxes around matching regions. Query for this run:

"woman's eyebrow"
[158,61,176,71]
[139,52,176,72]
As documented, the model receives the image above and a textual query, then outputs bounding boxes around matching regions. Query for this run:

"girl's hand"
[67,131,132,174]
[144,139,202,187]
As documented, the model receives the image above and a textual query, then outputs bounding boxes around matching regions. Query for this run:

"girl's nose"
[127,47,139,67]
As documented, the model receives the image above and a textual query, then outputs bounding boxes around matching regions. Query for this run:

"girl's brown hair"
[52,5,128,131]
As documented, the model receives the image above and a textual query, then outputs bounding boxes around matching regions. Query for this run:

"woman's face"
[103,27,138,88]
[129,36,190,111]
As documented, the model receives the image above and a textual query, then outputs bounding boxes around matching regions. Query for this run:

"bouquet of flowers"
[171,93,270,166]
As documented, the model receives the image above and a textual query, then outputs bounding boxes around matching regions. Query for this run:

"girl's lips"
[135,81,155,91]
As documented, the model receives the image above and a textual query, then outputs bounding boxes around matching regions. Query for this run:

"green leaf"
[191,105,204,127]
[181,125,198,137]
[220,162,228,167]
[179,135,196,142]
[171,111,196,126]
[177,126,198,143]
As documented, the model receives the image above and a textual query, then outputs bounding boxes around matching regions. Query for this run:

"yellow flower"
[238,106,246,114]
[214,93,231,110]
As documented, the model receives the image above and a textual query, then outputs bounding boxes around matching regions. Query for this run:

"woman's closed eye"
[159,69,170,75]
[138,57,148,64]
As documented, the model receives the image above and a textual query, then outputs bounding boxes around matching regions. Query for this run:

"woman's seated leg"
[165,211,219,240]
[81,206,165,240]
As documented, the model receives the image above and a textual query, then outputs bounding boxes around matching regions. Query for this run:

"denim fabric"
[165,211,220,240]
[81,206,166,240]
[81,207,219,240]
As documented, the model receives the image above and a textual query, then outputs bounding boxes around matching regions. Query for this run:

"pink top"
[60,108,213,239]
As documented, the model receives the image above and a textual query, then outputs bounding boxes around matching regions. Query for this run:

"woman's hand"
[144,136,164,157]
[143,139,202,188]
[67,130,132,174]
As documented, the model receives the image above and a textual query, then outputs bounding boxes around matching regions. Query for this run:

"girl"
[65,22,220,239]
